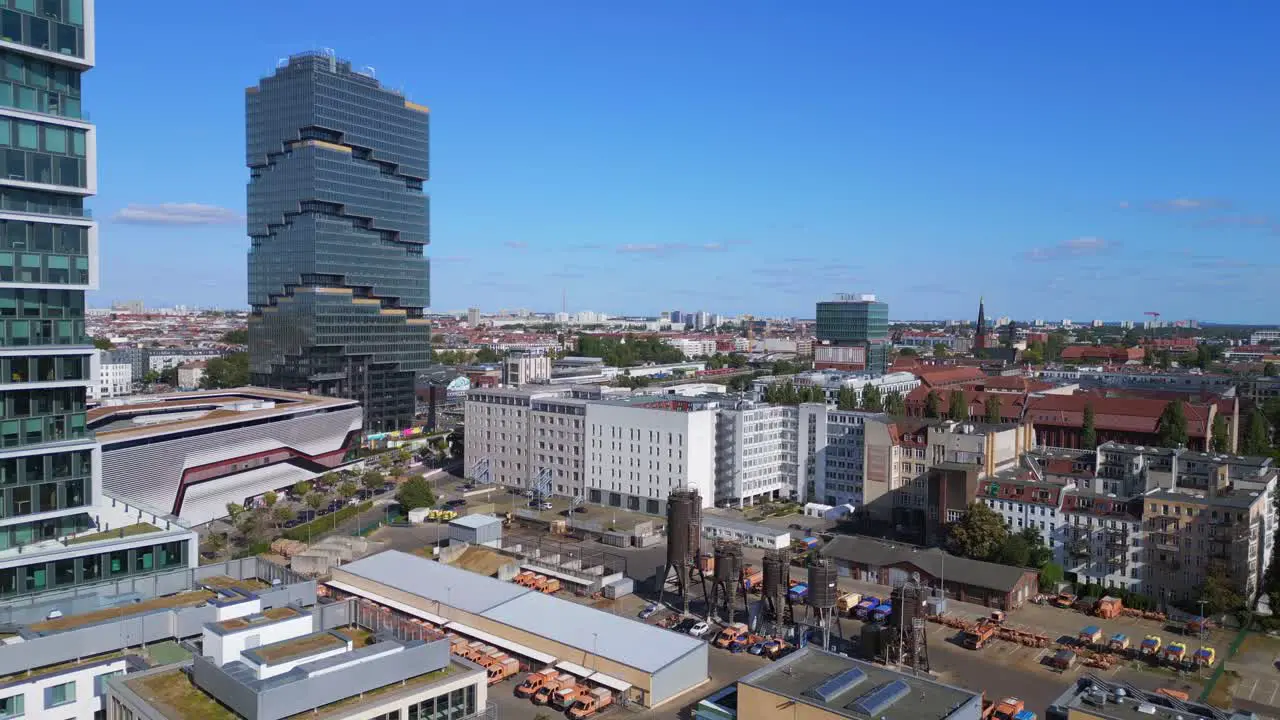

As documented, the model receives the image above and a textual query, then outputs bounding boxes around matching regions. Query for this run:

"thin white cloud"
[503,241,529,250]
[615,241,744,256]
[1021,236,1114,262]
[113,203,242,225]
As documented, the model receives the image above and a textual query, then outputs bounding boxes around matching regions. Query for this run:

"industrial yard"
[348,482,1280,719]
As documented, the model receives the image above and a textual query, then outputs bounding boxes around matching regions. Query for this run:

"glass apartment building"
[0,0,195,600]
[246,51,431,433]
[815,294,890,374]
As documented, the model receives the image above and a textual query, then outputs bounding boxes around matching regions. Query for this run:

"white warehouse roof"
[339,550,703,673]
[448,514,503,530]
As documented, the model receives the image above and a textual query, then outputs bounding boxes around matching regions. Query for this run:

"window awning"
[325,580,448,625]
[589,672,633,692]
[555,660,595,677]
[445,621,557,665]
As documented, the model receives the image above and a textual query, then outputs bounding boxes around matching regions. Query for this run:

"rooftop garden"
[66,522,161,545]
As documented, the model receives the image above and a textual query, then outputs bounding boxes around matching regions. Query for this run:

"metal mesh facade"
[246,52,431,433]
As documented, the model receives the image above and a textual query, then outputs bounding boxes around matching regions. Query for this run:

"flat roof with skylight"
[737,647,980,720]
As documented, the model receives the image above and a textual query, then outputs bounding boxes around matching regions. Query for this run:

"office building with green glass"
[246,51,431,434]
[0,0,196,602]
[814,293,890,374]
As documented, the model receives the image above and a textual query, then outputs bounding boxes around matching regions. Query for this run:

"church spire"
[975,297,987,351]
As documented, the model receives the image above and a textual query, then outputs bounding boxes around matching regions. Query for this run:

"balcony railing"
[0,198,92,218]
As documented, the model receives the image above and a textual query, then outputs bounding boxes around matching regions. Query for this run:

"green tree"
[220,329,248,345]
[474,347,502,363]
[1244,408,1270,455]
[1198,565,1244,615]
[305,493,327,513]
[337,481,359,502]
[225,502,245,522]
[1264,362,1278,377]
[1157,400,1189,448]
[200,352,250,389]
[159,365,179,386]
[998,533,1030,567]
[1019,526,1052,567]
[1046,333,1067,361]
[202,532,227,558]
[1212,415,1230,453]
[862,385,884,412]
[1082,402,1097,449]
[262,491,278,509]
[835,386,857,410]
[897,348,918,357]
[948,390,968,422]
[885,391,906,417]
[362,470,386,493]
[1038,561,1065,590]
[1157,349,1172,370]
[984,394,1002,423]
[271,504,295,529]
[946,502,1009,561]
[924,391,941,419]
[292,481,312,498]
[396,476,436,510]
[933,343,949,358]
[92,336,114,350]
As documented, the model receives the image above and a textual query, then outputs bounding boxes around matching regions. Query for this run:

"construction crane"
[1144,311,1161,348]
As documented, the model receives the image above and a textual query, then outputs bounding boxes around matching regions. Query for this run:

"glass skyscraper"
[246,52,431,433]
[815,294,890,374]
[0,0,195,599]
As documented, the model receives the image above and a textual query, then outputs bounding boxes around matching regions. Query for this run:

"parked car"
[573,506,588,513]
[639,604,660,619]
[748,642,767,655]
[788,523,803,530]
[688,622,712,638]
[539,502,553,510]
[674,618,698,633]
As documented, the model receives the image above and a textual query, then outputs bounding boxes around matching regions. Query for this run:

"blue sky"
[89,1,1277,322]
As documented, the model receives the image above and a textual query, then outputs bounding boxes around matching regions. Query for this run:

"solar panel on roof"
[810,667,867,703]
[848,679,911,716]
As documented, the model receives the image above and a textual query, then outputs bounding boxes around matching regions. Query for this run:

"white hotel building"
[585,396,718,513]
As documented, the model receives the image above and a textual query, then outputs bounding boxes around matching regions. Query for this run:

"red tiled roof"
[916,366,987,388]
[903,386,1027,420]
[1025,395,1211,437]
[1060,345,1144,362]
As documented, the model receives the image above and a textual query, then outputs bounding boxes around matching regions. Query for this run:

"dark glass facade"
[815,300,889,344]
[816,299,890,374]
[246,52,431,433]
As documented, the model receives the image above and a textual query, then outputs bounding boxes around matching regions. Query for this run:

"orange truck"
[533,673,575,705]
[741,565,764,592]
[530,575,549,592]
[552,683,590,711]
[480,652,520,685]
[714,622,750,649]
[515,668,558,699]
[542,578,562,594]
[992,697,1026,720]
[962,619,998,650]
[568,687,614,719]
[514,571,535,587]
